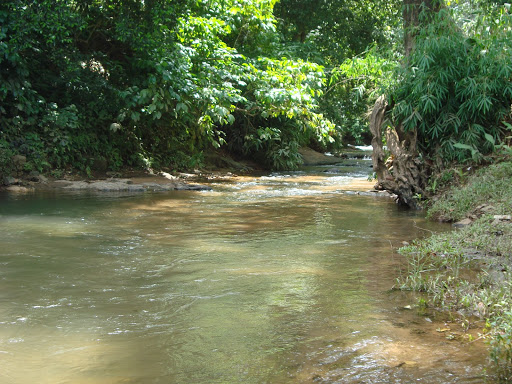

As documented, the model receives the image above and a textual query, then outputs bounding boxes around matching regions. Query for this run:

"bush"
[0,140,15,179]
[389,6,512,164]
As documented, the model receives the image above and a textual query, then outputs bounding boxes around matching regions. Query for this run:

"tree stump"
[370,95,427,208]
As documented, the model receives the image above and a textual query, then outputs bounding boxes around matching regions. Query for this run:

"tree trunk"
[369,1,439,208]
[403,0,440,56]
[370,96,427,208]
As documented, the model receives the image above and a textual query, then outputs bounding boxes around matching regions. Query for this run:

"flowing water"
[0,159,492,383]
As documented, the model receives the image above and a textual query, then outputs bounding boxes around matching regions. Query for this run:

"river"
[0,158,491,383]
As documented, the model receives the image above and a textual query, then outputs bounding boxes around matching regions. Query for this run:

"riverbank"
[1,170,212,193]
[1,147,376,194]
[397,159,512,380]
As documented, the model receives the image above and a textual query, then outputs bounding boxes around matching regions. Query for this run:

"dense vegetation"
[389,2,512,164]
[0,0,398,177]
[1,1,511,179]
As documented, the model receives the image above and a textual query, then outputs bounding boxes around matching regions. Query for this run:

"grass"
[427,161,512,222]
[397,159,512,381]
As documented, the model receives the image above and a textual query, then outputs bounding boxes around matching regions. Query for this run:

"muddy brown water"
[0,161,493,383]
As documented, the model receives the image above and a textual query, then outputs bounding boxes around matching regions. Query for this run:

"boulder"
[12,155,27,167]
[453,218,473,228]
[12,155,27,176]
[298,147,342,166]
[3,176,17,186]
[28,170,40,182]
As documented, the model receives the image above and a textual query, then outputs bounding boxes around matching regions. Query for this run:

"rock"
[453,218,473,228]
[52,180,73,187]
[474,204,495,215]
[59,178,212,192]
[6,185,33,193]
[12,155,27,176]
[396,360,419,368]
[203,151,255,172]
[324,168,341,173]
[63,180,145,192]
[3,176,17,186]
[492,215,512,225]
[298,147,342,166]
[12,155,27,167]
[28,170,40,182]
[175,183,212,191]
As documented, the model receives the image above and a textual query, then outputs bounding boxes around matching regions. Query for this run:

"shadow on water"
[0,165,494,383]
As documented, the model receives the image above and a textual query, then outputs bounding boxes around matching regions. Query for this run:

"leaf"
[176,102,188,113]
[484,133,495,145]
[453,143,474,151]
[131,112,140,122]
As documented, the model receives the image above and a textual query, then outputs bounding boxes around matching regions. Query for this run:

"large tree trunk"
[403,0,440,56]
[369,0,439,208]
[370,96,427,208]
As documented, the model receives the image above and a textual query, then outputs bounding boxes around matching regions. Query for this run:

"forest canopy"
[0,0,511,177]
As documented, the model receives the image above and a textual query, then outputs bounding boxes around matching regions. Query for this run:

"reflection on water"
[0,167,491,383]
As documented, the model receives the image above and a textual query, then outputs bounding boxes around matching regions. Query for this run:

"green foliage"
[0,0,140,173]
[489,310,512,381]
[324,45,398,145]
[389,4,512,163]
[275,0,401,64]
[0,139,15,179]
[274,0,402,148]
[0,0,337,175]
[227,117,307,169]
[118,1,334,170]
[4,0,510,176]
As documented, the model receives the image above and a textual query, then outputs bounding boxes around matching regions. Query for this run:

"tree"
[0,0,336,176]
[274,0,402,148]
[370,0,441,208]
[370,0,512,207]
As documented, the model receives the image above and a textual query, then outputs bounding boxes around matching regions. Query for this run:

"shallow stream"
[0,158,491,383]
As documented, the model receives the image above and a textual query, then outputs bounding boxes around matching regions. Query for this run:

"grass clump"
[427,161,512,222]
[398,159,512,380]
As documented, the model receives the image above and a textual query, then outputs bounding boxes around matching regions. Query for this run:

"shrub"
[389,6,512,164]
